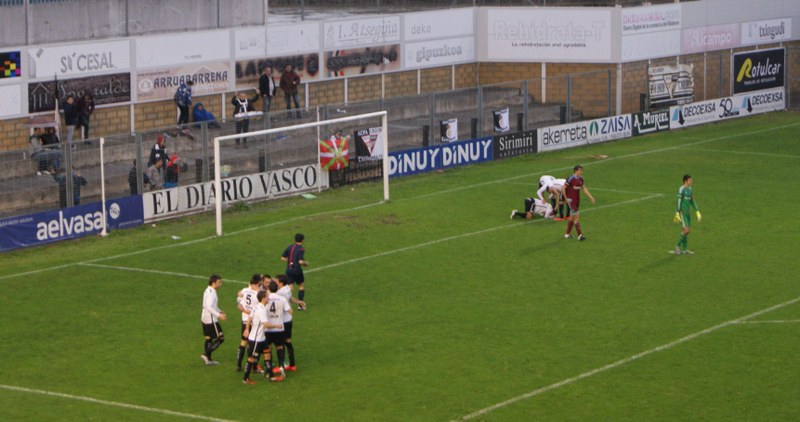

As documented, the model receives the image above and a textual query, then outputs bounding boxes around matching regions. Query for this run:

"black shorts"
[524,197,534,213]
[202,322,222,339]
[265,331,286,347]
[246,340,266,358]
[286,270,304,285]
[283,320,293,339]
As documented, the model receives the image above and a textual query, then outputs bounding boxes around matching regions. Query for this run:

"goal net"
[212,110,389,236]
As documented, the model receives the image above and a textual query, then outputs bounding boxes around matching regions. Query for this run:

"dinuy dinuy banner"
[389,137,493,177]
[0,195,143,252]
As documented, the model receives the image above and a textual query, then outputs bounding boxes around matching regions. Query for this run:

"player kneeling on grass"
[242,290,283,384]
[510,197,554,220]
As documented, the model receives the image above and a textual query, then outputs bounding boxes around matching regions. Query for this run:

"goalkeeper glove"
[673,212,681,223]
[696,211,702,222]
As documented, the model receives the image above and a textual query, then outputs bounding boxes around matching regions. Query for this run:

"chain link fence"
[0,70,612,218]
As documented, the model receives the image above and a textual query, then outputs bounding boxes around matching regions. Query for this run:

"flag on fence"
[319,137,349,170]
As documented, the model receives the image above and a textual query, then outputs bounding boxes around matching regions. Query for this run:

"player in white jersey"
[275,274,305,371]
[264,280,292,381]
[510,197,554,220]
[200,274,227,366]
[539,178,569,220]
[241,290,282,384]
[235,274,262,372]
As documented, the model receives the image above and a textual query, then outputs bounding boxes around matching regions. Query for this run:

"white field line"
[2,120,798,282]
[680,147,800,159]
[734,319,800,324]
[73,194,661,281]
[79,263,249,286]
[0,384,235,422]
[306,194,662,274]
[456,295,800,421]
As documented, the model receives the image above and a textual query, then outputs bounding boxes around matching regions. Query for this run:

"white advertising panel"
[28,40,131,79]
[234,27,266,59]
[734,87,785,116]
[143,164,325,222]
[323,16,401,49]
[136,30,230,69]
[621,3,682,35]
[682,24,740,54]
[622,30,681,62]
[404,36,475,69]
[586,114,633,143]
[486,8,612,62]
[268,22,320,56]
[136,62,231,101]
[670,88,785,130]
[0,84,22,117]
[741,18,792,46]
[538,120,591,152]
[403,8,474,42]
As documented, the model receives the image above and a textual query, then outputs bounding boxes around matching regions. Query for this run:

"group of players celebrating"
[237,273,305,384]
[510,165,596,240]
[199,233,310,385]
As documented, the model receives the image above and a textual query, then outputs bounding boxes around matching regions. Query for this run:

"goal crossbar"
[213,110,389,236]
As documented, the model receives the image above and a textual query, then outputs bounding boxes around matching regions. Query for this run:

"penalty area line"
[0,384,235,422]
[455,295,800,421]
[79,263,248,285]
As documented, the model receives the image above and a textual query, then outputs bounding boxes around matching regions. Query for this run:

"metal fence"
[0,70,612,218]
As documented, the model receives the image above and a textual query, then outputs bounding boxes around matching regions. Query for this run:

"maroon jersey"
[565,174,584,207]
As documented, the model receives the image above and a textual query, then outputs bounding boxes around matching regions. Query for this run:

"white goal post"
[213,110,389,236]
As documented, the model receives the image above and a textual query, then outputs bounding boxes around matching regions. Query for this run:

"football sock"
[683,235,688,250]
[209,337,224,352]
[277,348,286,368]
[286,342,295,366]
[237,345,246,368]
[298,290,305,302]
[244,361,252,380]
[575,223,582,236]
[558,204,564,218]
[566,221,574,234]
[264,355,273,374]
[204,339,212,357]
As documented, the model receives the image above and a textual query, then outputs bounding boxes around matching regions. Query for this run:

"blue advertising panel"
[0,195,143,252]
[388,137,493,177]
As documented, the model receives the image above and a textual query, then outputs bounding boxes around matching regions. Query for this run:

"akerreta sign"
[538,121,590,152]
[632,110,670,136]
[732,48,784,94]
[493,130,537,159]
[143,164,323,221]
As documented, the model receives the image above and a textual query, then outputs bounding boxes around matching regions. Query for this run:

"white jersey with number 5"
[266,293,291,332]
[238,287,260,322]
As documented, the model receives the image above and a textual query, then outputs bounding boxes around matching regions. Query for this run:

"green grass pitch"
[1,111,799,421]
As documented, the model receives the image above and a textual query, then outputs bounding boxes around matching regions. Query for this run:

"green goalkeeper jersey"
[676,185,698,212]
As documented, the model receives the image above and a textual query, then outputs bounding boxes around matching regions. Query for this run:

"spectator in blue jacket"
[174,81,194,129]
[192,103,221,129]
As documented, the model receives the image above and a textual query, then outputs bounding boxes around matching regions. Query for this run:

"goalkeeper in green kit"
[674,174,701,255]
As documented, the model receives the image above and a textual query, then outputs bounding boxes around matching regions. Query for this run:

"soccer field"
[1,111,799,421]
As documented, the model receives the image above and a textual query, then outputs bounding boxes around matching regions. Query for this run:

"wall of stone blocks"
[308,80,344,108]
[347,75,382,104]
[420,68,452,93]
[384,71,418,98]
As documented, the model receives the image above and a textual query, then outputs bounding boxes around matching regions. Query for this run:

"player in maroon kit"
[561,165,595,241]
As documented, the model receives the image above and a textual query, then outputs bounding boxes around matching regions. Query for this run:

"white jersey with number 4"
[266,293,291,332]
[238,287,260,322]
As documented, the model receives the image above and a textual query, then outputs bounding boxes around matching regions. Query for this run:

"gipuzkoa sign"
[143,164,322,221]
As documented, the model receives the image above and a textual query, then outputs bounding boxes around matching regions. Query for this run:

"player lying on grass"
[510,197,555,220]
